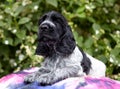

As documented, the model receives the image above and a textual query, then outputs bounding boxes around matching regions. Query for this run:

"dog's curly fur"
[24,11,106,86]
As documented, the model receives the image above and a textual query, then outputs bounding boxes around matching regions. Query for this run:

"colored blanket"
[0,67,120,89]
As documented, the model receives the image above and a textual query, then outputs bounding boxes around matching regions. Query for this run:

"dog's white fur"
[42,46,106,77]
[40,20,55,27]
[86,53,106,77]
[64,46,106,77]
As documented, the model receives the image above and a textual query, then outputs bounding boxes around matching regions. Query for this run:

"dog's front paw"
[24,72,42,84]
[24,73,36,84]
[36,73,56,86]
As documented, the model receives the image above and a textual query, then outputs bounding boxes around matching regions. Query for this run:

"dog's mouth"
[38,35,57,44]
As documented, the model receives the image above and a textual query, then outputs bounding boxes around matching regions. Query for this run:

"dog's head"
[35,11,76,57]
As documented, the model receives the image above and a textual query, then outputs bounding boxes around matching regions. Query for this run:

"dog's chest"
[42,47,83,70]
[42,57,66,70]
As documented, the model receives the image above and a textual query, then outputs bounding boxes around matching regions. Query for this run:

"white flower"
[111,19,117,25]
[22,1,26,6]
[110,57,114,63]
[109,57,114,63]
[13,62,17,66]
[0,15,3,19]
[95,30,99,34]
[116,30,120,35]
[118,64,120,67]
[8,27,12,30]
[16,50,21,54]
[19,54,24,61]
[12,29,17,33]
[103,8,108,14]
[4,40,9,45]
[34,5,39,10]
[95,48,98,52]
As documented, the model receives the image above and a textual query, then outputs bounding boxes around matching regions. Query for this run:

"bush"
[0,0,120,80]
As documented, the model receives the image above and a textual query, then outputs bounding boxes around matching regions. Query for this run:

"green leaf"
[3,38,13,45]
[7,0,13,3]
[18,17,30,25]
[92,23,101,31]
[97,55,107,63]
[14,6,24,17]
[111,47,120,57]
[16,30,26,39]
[0,45,9,57]
[5,7,12,14]
[77,12,86,18]
[32,26,38,32]
[46,0,58,7]
[0,21,5,27]
[14,38,22,46]
[77,36,83,47]
[25,23,32,31]
[96,0,103,4]
[84,37,93,48]
[87,17,95,23]
[104,0,115,6]
[76,6,85,13]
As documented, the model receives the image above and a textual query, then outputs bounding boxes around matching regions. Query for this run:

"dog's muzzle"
[40,20,55,31]
[40,24,49,32]
[38,20,57,42]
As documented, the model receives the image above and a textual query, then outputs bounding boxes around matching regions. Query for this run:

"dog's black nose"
[40,24,49,31]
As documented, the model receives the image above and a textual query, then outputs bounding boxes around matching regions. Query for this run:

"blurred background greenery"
[0,0,120,80]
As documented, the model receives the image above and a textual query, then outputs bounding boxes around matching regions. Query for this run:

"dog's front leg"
[36,66,84,85]
[53,66,84,81]
[24,67,51,84]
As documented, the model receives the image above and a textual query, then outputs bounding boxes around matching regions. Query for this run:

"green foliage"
[0,0,120,80]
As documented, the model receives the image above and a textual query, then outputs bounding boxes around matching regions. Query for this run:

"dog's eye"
[42,15,47,21]
[52,16,58,21]
[52,16,63,23]
[51,14,59,20]
[38,15,47,25]
[40,15,47,22]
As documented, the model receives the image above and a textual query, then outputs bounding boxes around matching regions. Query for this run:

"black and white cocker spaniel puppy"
[24,11,106,85]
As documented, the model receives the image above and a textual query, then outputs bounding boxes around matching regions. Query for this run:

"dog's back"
[86,54,106,77]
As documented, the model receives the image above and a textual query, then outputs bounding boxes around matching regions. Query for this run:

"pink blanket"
[0,67,120,89]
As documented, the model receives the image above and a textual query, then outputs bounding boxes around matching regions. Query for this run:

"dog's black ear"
[56,25,76,56]
[80,48,91,74]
